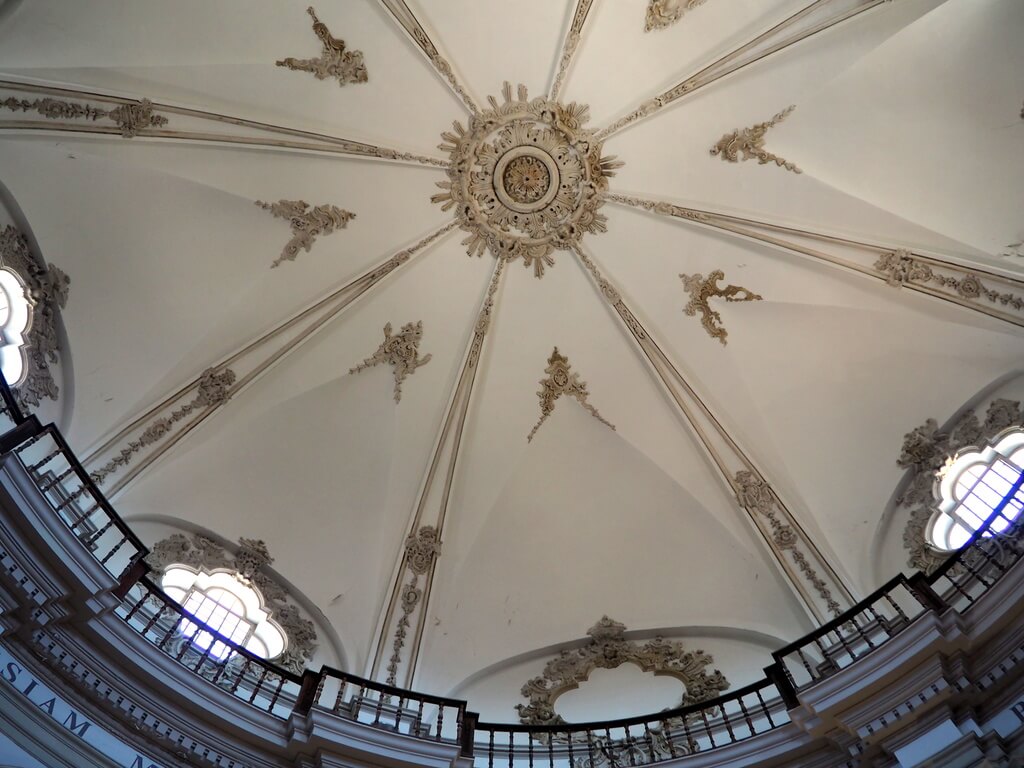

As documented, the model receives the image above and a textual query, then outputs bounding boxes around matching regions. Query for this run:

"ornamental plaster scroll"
[516,616,730,729]
[875,250,1024,313]
[276,6,368,87]
[145,534,318,674]
[645,0,709,32]
[349,321,432,403]
[710,106,801,174]
[432,82,622,278]
[528,347,614,442]
[550,0,595,101]
[897,398,1024,574]
[734,471,842,617]
[0,95,168,137]
[0,225,70,409]
[90,367,236,486]
[255,199,355,268]
[679,271,761,345]
[386,526,441,685]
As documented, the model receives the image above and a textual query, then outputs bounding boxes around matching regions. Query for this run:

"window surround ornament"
[897,399,1024,573]
[145,534,318,673]
[0,225,70,409]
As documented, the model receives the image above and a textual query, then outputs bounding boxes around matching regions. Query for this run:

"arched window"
[161,567,287,661]
[928,429,1024,551]
[0,267,31,385]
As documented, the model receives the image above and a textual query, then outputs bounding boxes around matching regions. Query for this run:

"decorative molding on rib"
[255,199,355,268]
[371,259,506,687]
[0,80,447,168]
[377,0,479,114]
[645,0,709,32]
[679,271,762,345]
[598,0,887,139]
[710,106,801,174]
[528,347,614,442]
[349,321,432,403]
[605,193,1024,328]
[550,0,595,101]
[574,242,853,621]
[896,399,1023,574]
[0,226,69,410]
[81,222,457,498]
[276,6,368,87]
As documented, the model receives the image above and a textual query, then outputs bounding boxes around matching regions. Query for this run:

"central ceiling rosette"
[432,82,622,277]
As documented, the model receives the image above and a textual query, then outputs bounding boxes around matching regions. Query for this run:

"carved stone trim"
[645,0,709,32]
[276,6,368,87]
[349,321,432,403]
[145,534,318,673]
[528,347,614,442]
[516,616,729,727]
[255,199,355,268]
[875,250,1024,312]
[1,95,168,137]
[432,82,621,278]
[90,367,236,485]
[386,526,442,685]
[897,399,1024,573]
[0,225,70,409]
[679,271,761,345]
[710,106,801,174]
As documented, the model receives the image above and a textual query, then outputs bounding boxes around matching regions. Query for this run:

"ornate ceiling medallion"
[432,82,622,277]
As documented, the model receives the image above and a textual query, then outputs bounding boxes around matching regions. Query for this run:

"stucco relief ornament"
[0,96,168,137]
[255,199,355,268]
[349,321,432,403]
[386,525,442,685]
[528,347,615,441]
[432,82,622,277]
[276,6,368,87]
[679,270,762,345]
[710,106,801,174]
[145,534,318,674]
[645,0,709,31]
[875,249,1024,311]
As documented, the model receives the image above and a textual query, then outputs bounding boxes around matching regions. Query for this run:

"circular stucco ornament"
[432,82,622,277]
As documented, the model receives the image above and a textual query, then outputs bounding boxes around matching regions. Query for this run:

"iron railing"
[1,369,1022,765]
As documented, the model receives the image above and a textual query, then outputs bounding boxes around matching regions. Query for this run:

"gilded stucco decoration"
[734,471,842,616]
[145,534,318,673]
[90,367,236,485]
[645,0,709,32]
[386,526,442,685]
[276,6,368,87]
[528,347,614,442]
[875,249,1024,312]
[0,96,168,137]
[516,616,729,730]
[0,225,70,409]
[432,82,622,277]
[349,321,432,403]
[679,270,762,345]
[255,199,355,268]
[710,106,801,174]
[897,399,1024,574]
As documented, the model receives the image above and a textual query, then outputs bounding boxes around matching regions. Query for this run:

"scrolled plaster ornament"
[349,321,432,403]
[386,525,442,685]
[710,106,801,174]
[145,534,318,673]
[875,249,1024,312]
[0,226,70,409]
[645,0,709,32]
[528,347,615,442]
[255,199,355,268]
[679,270,761,345]
[432,82,621,277]
[897,399,1024,573]
[516,616,729,729]
[276,6,368,87]
[0,96,168,137]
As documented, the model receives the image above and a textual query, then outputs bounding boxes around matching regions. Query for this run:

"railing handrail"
[1,366,1022,758]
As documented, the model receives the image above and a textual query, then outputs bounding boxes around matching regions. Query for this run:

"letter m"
[62,710,92,737]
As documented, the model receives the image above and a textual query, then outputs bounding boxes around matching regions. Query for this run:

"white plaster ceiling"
[1,0,1022,721]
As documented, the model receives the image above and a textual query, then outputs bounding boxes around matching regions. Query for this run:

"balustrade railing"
[0,369,1022,765]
